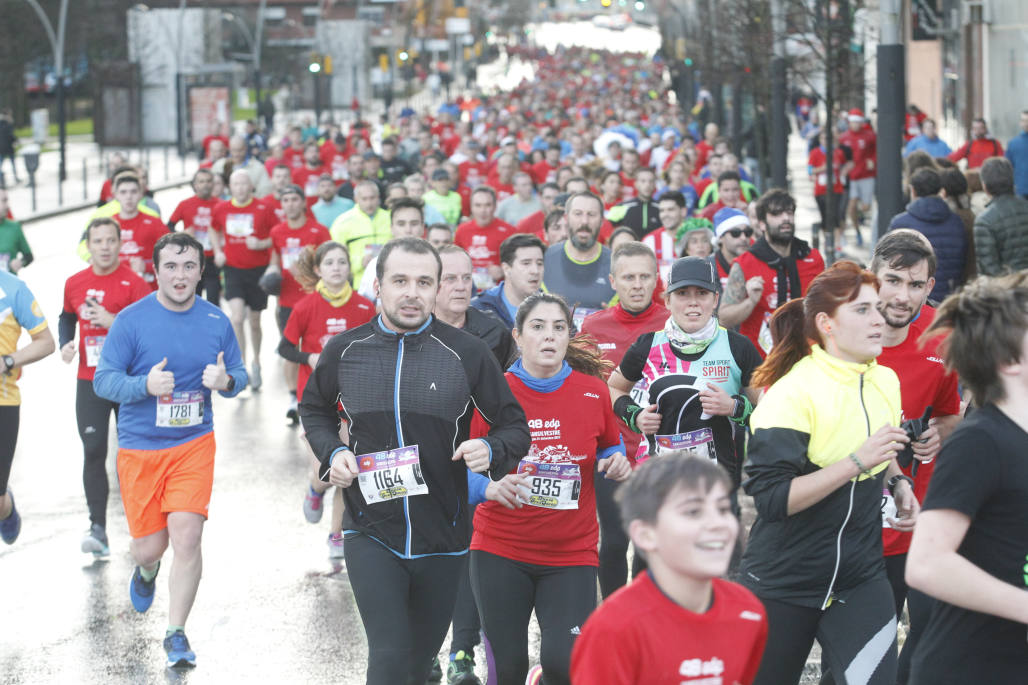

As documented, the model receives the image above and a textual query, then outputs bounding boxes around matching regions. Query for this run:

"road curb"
[20,178,192,226]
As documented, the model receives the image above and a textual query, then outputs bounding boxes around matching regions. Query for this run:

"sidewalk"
[2,137,198,224]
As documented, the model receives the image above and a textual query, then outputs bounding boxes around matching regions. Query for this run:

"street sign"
[445,17,471,34]
[426,39,450,52]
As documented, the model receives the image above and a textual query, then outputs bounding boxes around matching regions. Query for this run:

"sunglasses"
[726,228,754,238]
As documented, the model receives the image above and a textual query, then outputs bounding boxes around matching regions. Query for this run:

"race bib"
[817,173,827,187]
[655,427,716,461]
[472,267,495,291]
[156,390,204,427]
[356,445,428,504]
[225,213,254,237]
[758,312,774,354]
[194,229,212,251]
[84,335,105,368]
[881,488,898,529]
[282,246,302,270]
[516,459,581,510]
[572,307,600,331]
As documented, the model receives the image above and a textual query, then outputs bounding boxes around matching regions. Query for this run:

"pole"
[254,0,267,115]
[22,0,69,181]
[822,0,836,264]
[875,0,905,246]
[82,157,87,200]
[770,0,788,188]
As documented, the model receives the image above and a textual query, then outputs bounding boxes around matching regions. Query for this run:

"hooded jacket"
[888,195,968,301]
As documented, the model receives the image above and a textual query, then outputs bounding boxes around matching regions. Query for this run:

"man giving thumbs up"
[94,232,247,669]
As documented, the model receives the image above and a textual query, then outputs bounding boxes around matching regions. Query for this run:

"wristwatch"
[2,355,14,373]
[887,473,915,496]
[225,376,235,393]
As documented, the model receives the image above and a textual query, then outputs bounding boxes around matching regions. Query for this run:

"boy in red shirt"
[571,453,767,685]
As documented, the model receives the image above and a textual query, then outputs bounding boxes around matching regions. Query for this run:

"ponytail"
[566,334,614,380]
[292,245,320,291]
[750,299,809,388]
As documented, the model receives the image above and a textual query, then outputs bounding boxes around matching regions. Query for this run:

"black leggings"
[0,405,19,496]
[753,576,897,685]
[594,472,630,598]
[344,533,465,685]
[450,504,481,656]
[885,553,931,685]
[470,550,596,685]
[198,261,221,307]
[76,379,118,527]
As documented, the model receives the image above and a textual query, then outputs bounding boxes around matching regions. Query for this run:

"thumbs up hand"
[147,357,175,396]
[202,351,231,391]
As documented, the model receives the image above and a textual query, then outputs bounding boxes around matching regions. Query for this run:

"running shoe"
[81,523,110,556]
[447,650,481,685]
[286,396,299,424]
[327,532,345,559]
[129,562,160,613]
[0,491,21,545]
[250,362,262,392]
[163,629,196,669]
[524,664,543,685]
[304,487,325,523]
[428,657,442,682]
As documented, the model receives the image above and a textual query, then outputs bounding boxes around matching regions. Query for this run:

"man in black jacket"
[300,236,530,685]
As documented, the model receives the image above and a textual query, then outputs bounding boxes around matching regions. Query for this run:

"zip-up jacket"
[299,315,531,558]
[607,197,661,240]
[470,283,515,329]
[739,345,901,608]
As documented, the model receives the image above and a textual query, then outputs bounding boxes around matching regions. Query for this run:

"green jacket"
[0,219,32,271]
[973,194,1028,276]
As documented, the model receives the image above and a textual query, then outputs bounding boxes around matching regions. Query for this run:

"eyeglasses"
[726,228,754,238]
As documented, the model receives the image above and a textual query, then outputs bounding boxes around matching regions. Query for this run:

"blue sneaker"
[163,629,196,669]
[0,491,21,545]
[129,562,160,613]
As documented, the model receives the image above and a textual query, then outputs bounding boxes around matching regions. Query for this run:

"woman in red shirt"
[278,241,374,558]
[469,293,632,685]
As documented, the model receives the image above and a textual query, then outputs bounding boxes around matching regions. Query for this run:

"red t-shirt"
[487,180,515,204]
[581,303,670,459]
[808,147,847,195]
[840,126,877,180]
[319,141,349,181]
[735,247,825,356]
[116,212,168,288]
[292,164,328,200]
[62,264,151,380]
[202,134,229,157]
[571,574,768,685]
[168,195,220,257]
[454,217,515,275]
[876,306,961,556]
[471,370,622,567]
[261,194,286,225]
[282,290,374,401]
[211,198,276,269]
[99,178,115,204]
[530,160,559,186]
[281,145,306,171]
[269,219,331,308]
[516,210,546,241]
[695,140,714,170]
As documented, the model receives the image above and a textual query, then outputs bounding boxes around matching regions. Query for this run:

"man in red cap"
[839,108,876,246]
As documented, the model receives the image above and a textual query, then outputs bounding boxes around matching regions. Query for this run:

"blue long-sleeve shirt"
[1005,131,1028,196]
[93,294,247,449]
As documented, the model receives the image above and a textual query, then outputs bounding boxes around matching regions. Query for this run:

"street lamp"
[22,0,69,189]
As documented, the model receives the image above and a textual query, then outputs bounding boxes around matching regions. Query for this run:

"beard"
[767,221,794,247]
[570,226,598,252]
[879,303,917,329]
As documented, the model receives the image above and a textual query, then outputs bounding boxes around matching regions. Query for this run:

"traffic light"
[323,55,333,75]
[398,50,410,63]
[600,0,612,7]
[684,57,693,66]
[634,0,644,9]
[308,53,322,73]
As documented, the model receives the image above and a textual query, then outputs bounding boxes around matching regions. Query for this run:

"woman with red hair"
[739,261,919,685]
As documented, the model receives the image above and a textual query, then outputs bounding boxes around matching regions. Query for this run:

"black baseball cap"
[667,257,718,293]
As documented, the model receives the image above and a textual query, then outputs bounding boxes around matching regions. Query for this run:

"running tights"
[470,550,596,685]
[0,405,19,496]
[449,504,481,656]
[77,379,118,527]
[594,471,630,598]
[198,261,221,307]
[345,533,464,685]
[753,576,897,685]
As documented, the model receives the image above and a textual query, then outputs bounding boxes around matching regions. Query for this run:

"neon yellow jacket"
[329,206,392,285]
[740,344,901,608]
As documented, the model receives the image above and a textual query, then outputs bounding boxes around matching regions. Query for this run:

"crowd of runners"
[1,41,1026,685]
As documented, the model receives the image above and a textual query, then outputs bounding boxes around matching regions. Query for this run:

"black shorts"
[276,305,292,335]
[223,265,269,311]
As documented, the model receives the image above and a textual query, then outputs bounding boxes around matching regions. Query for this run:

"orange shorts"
[117,431,216,539]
